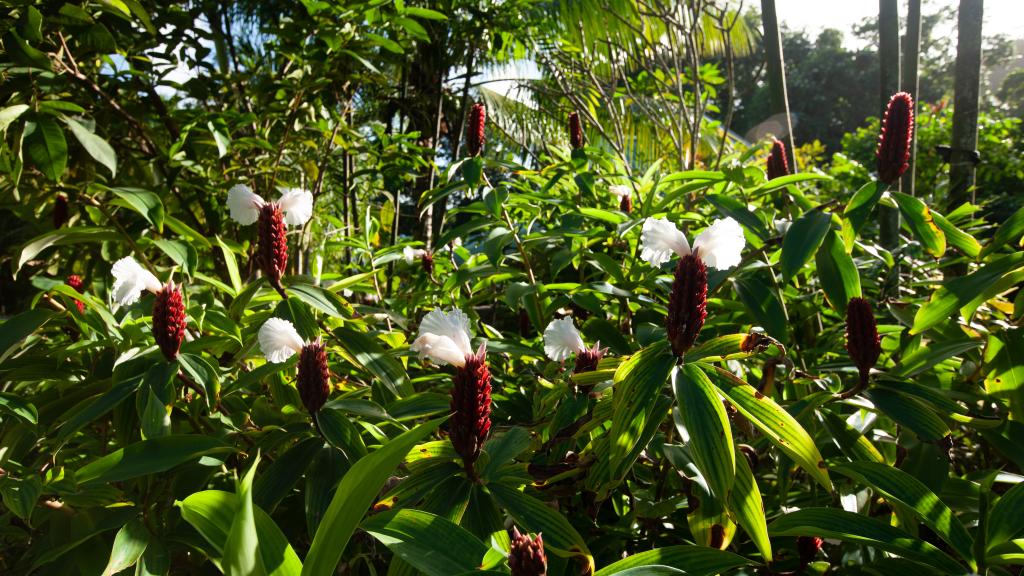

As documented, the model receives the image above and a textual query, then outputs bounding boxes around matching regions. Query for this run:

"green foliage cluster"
[2,2,1024,576]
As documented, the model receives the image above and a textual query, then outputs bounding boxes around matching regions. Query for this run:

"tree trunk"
[878,0,901,251]
[760,0,797,172]
[901,0,922,196]
[948,0,984,211]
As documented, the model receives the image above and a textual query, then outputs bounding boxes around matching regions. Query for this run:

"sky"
[776,0,1024,46]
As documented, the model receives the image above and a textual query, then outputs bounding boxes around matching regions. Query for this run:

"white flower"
[609,184,632,199]
[410,308,474,367]
[403,246,427,264]
[110,256,162,306]
[638,217,745,270]
[227,185,314,227]
[543,317,586,362]
[774,219,792,235]
[259,318,305,363]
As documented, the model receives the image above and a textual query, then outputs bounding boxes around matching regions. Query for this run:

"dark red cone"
[666,253,708,356]
[258,203,289,296]
[766,138,790,180]
[297,339,330,415]
[845,297,881,385]
[152,283,186,361]
[568,112,584,150]
[876,92,914,184]
[619,194,632,213]
[467,103,486,157]
[54,194,69,228]
[450,344,491,480]
[421,251,434,276]
[65,274,85,313]
[509,527,547,576]
[573,343,604,375]
[797,536,824,568]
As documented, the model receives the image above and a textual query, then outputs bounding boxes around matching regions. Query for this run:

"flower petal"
[403,246,426,264]
[543,317,586,361]
[111,256,162,306]
[259,318,305,363]
[609,184,631,198]
[227,184,265,225]
[277,188,314,226]
[415,308,473,360]
[692,217,746,270]
[410,333,468,367]
[639,217,691,267]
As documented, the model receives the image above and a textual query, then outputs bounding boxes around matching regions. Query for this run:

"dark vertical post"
[948,0,984,211]
[760,0,797,171]
[901,0,922,196]
[878,0,901,250]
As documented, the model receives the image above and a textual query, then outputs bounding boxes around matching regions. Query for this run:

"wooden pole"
[948,0,984,211]
[760,0,797,171]
[878,0,901,250]
[901,0,922,196]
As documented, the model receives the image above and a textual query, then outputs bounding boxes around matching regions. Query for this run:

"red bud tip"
[568,112,584,150]
[876,92,914,184]
[467,103,486,157]
[667,253,708,356]
[421,251,434,276]
[54,194,69,229]
[65,275,85,313]
[766,138,790,180]
[298,340,330,415]
[258,203,289,294]
[509,527,547,576]
[845,297,881,381]
[153,283,186,361]
[619,194,632,213]
[573,343,604,375]
[797,536,824,568]
[450,346,491,477]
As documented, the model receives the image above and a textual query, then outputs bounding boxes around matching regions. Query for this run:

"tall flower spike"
[258,203,289,296]
[876,91,914,184]
[842,297,881,397]
[543,317,604,376]
[667,254,708,356]
[568,111,584,150]
[610,184,632,214]
[297,339,330,415]
[65,275,86,313]
[766,138,790,180]
[153,281,186,361]
[467,103,486,157]
[509,527,547,576]
[111,256,163,307]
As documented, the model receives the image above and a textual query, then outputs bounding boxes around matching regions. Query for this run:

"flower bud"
[65,274,85,313]
[568,112,584,150]
[573,344,604,375]
[54,194,69,228]
[450,344,491,478]
[619,194,632,214]
[509,527,547,576]
[421,251,434,276]
[876,92,914,184]
[766,138,790,180]
[845,297,881,382]
[467,103,486,157]
[258,203,289,296]
[152,283,186,361]
[297,339,330,415]
[666,253,708,356]
[797,536,824,568]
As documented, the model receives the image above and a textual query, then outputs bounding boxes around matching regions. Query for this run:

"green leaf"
[403,6,448,19]
[488,482,593,570]
[728,445,771,562]
[673,364,734,502]
[833,461,975,568]
[910,252,1024,334]
[177,490,303,576]
[0,392,38,424]
[931,211,980,259]
[892,192,946,258]
[15,226,120,276]
[152,238,197,275]
[842,181,886,249]
[0,104,30,134]
[594,546,751,576]
[769,508,967,574]
[224,455,265,576]
[819,409,884,463]
[254,437,322,512]
[988,481,1024,550]
[0,476,42,522]
[481,426,531,481]
[361,509,486,576]
[102,518,149,576]
[291,283,351,318]
[302,417,444,576]
[24,116,68,181]
[105,187,165,231]
[815,229,862,311]
[708,367,832,491]
[781,209,833,282]
[980,204,1024,258]
[66,117,117,177]
[609,342,675,476]
[865,388,950,441]
[76,435,232,485]
[57,375,144,443]
[331,326,409,397]
[0,309,55,362]
[217,236,243,294]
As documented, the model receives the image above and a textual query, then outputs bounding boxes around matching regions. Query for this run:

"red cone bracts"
[258,203,289,295]
[766,138,790,180]
[449,344,492,477]
[798,536,824,568]
[297,340,330,414]
[876,92,914,184]
[467,103,486,157]
[568,111,584,149]
[845,297,881,385]
[509,527,547,576]
[667,254,708,356]
[153,282,186,361]
[65,274,85,313]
